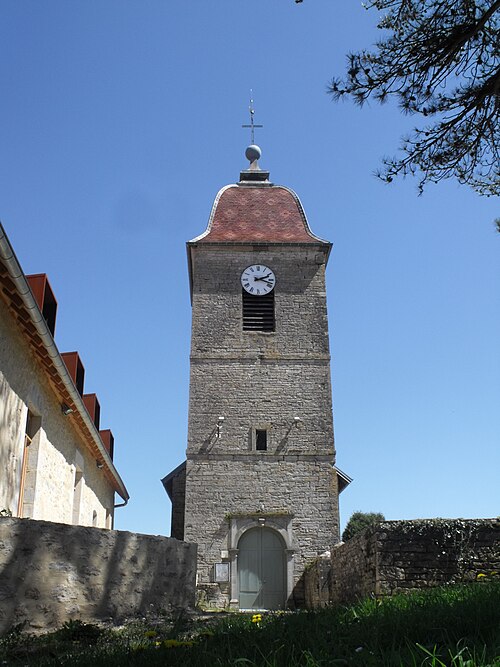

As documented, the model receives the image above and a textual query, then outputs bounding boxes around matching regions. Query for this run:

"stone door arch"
[238,527,286,610]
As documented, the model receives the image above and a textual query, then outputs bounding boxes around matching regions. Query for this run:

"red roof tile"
[193,185,329,244]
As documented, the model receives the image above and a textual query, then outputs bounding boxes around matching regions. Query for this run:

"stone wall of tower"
[188,246,332,364]
[185,459,339,592]
[184,244,339,602]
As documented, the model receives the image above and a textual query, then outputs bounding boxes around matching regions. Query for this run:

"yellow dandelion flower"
[162,639,194,649]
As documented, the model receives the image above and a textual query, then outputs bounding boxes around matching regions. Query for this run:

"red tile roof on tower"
[191,184,329,244]
[190,146,331,246]
[192,183,329,245]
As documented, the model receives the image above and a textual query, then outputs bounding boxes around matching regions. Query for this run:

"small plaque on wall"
[214,562,230,582]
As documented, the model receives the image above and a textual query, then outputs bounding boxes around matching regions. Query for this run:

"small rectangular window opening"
[256,429,267,451]
[17,410,36,517]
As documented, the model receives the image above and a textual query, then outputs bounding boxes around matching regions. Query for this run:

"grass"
[1,582,499,666]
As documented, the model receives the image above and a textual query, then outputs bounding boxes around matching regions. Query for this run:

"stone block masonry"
[0,517,197,633]
[324,518,500,606]
[185,459,339,594]
[183,244,340,608]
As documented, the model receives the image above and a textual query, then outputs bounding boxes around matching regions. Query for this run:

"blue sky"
[1,1,498,537]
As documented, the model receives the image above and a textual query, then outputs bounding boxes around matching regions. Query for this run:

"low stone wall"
[303,552,331,608]
[0,517,197,634]
[328,518,500,605]
[328,528,379,604]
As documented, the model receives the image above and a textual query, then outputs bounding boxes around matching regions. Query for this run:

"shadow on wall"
[0,517,197,634]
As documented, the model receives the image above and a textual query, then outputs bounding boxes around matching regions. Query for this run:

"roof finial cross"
[242,90,263,145]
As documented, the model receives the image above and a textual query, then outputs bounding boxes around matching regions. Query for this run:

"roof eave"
[161,460,186,501]
[0,221,129,501]
[333,466,353,494]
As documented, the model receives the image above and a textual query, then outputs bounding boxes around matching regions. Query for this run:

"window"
[72,470,83,525]
[242,290,275,332]
[17,410,41,518]
[255,429,268,451]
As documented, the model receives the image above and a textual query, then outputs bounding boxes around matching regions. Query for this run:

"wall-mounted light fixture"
[216,416,225,439]
[293,416,303,428]
[61,403,73,416]
[96,460,104,469]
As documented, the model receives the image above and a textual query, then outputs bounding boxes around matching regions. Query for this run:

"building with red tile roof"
[0,222,128,527]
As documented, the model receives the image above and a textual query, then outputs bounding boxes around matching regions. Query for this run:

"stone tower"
[162,146,350,609]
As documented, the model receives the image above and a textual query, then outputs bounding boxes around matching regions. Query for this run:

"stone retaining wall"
[303,552,331,608]
[0,517,197,634]
[330,528,378,604]
[303,519,500,607]
[328,518,500,605]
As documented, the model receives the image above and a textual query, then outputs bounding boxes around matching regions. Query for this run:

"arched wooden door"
[238,527,286,610]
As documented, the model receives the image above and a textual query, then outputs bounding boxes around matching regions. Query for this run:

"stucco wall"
[0,517,197,633]
[0,297,114,527]
[0,371,25,514]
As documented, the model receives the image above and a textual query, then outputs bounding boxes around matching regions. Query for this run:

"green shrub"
[342,510,385,541]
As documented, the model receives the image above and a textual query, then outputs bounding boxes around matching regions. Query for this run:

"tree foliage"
[342,511,386,541]
[329,0,500,196]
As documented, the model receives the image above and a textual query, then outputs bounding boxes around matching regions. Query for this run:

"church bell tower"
[163,144,350,609]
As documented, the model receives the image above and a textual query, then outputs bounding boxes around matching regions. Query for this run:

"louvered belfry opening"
[242,289,275,332]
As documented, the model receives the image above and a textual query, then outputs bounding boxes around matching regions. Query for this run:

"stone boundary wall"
[0,517,197,634]
[303,519,500,607]
[327,519,500,605]
[303,553,332,609]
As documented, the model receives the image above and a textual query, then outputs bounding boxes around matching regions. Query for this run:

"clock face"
[241,265,276,295]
